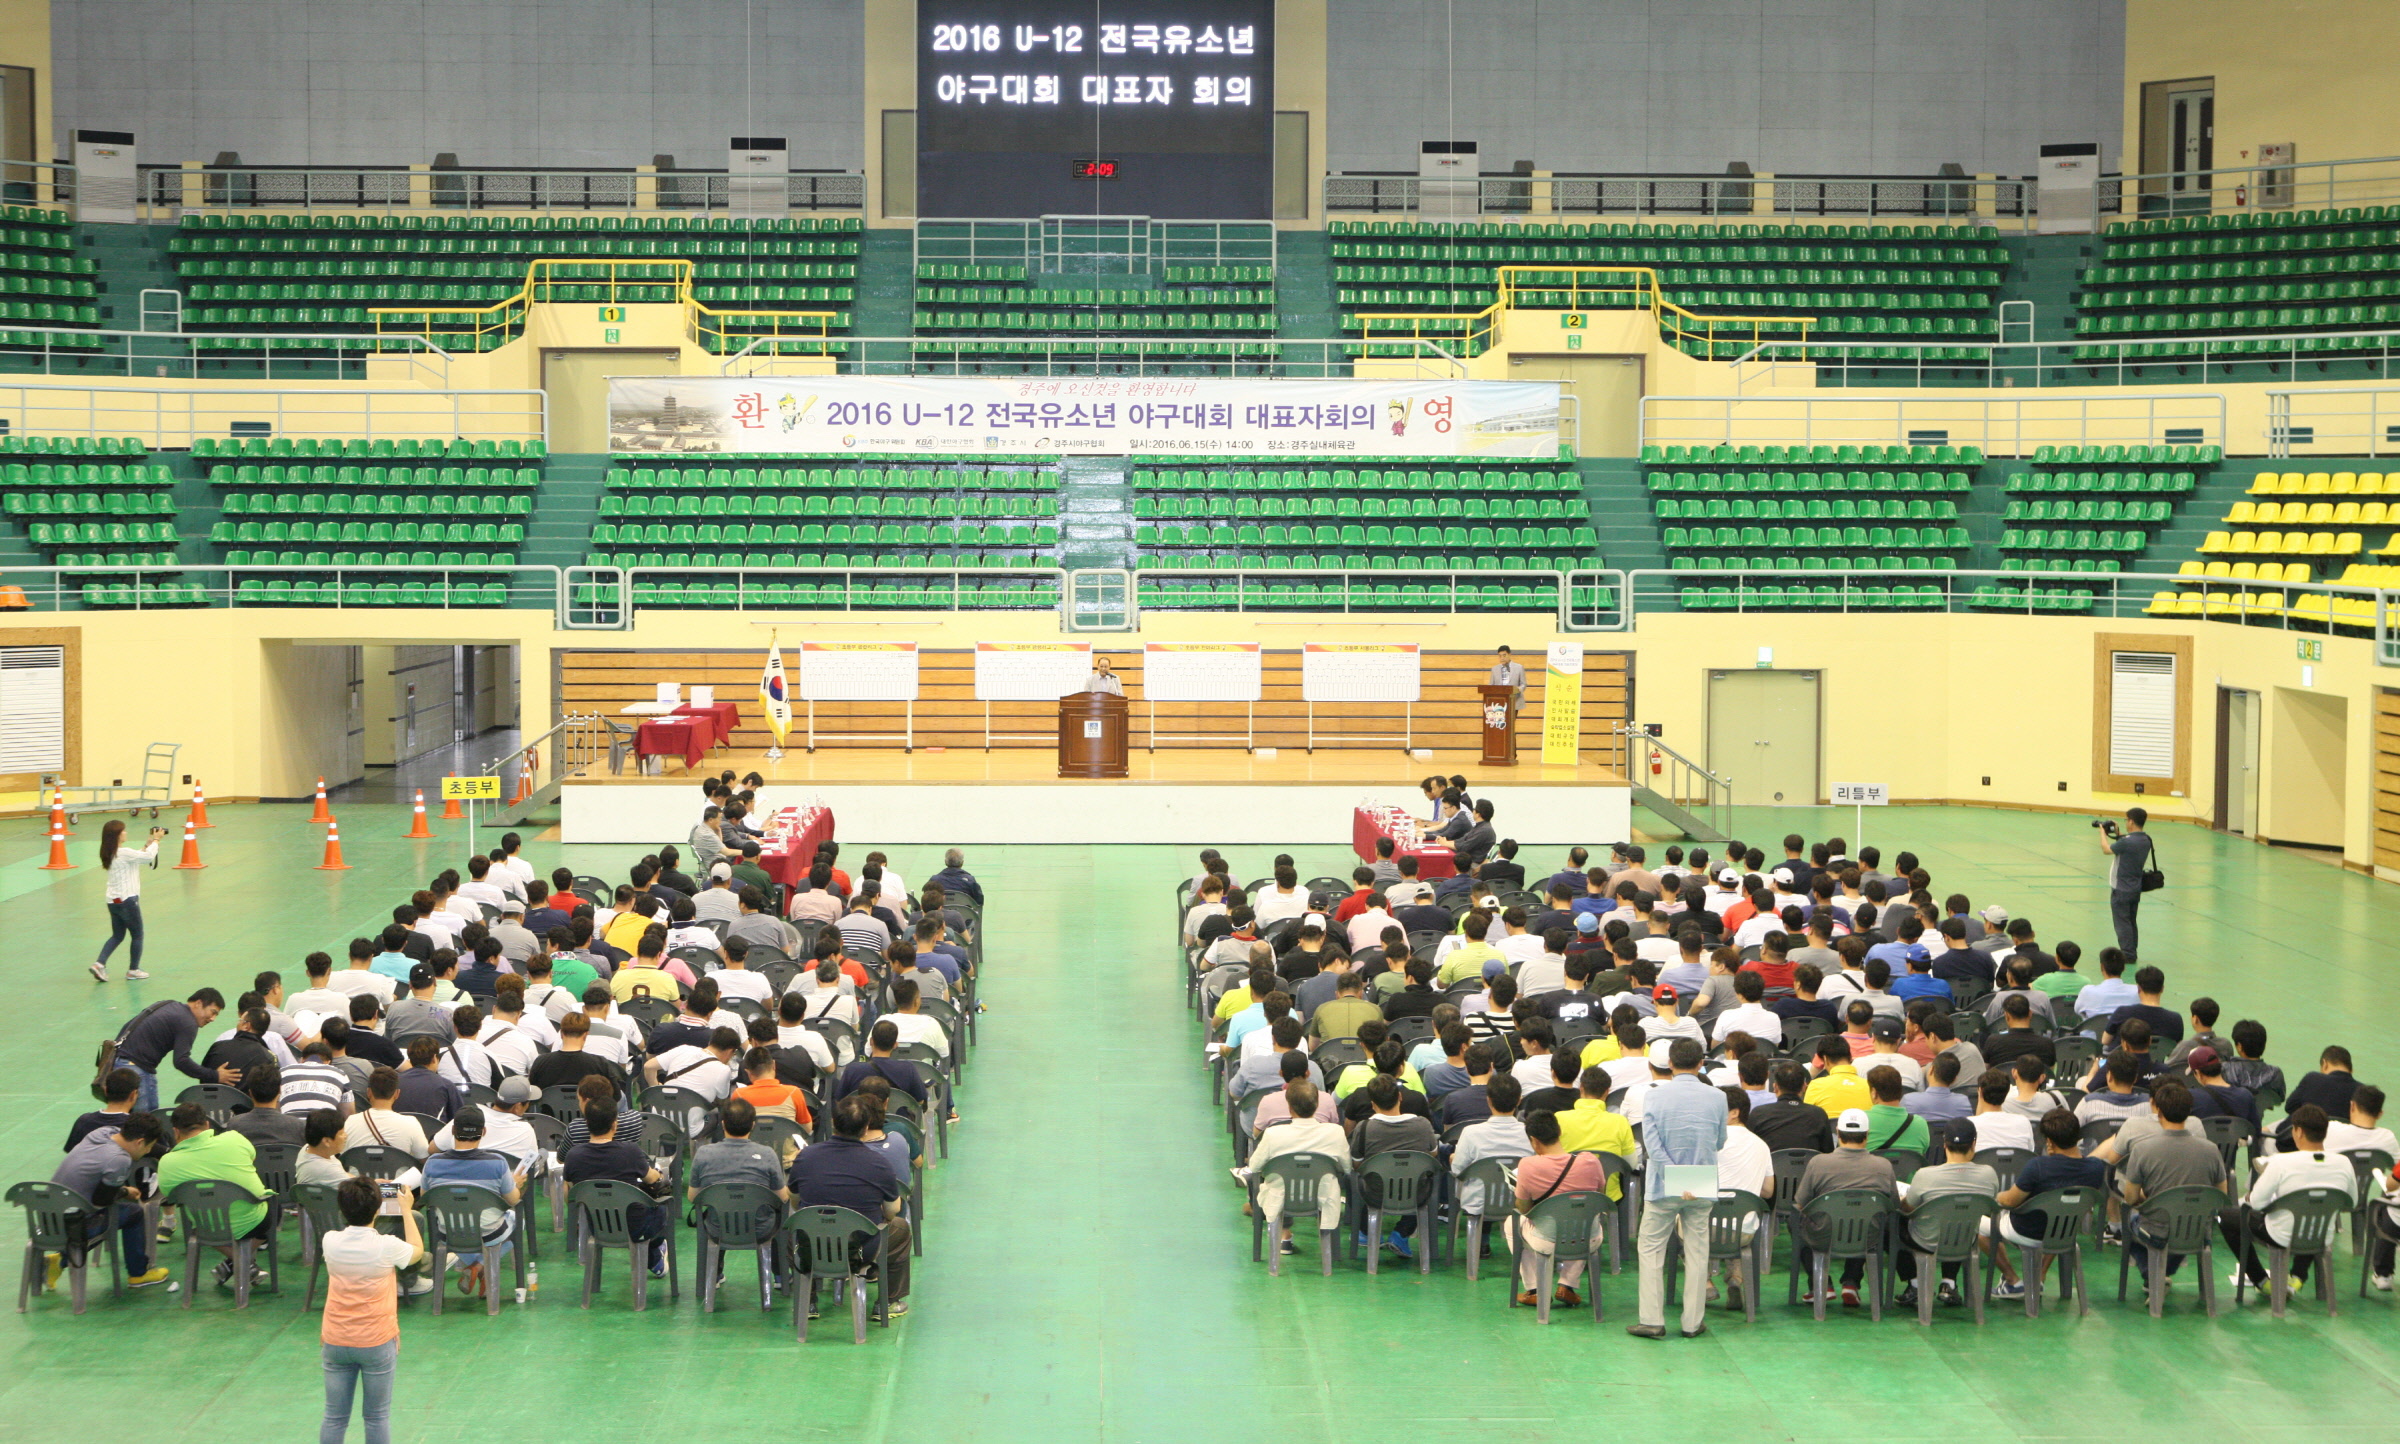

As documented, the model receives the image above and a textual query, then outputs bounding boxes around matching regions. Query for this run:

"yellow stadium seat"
[2256,562,2285,582]
[2203,560,2232,577]
[2246,472,2282,494]
[2281,474,2310,494]
[2202,594,2238,615]
[2361,473,2388,495]
[2291,594,2332,623]
[2173,594,2205,616]
[2225,500,2256,524]
[2336,530,2363,554]
[2363,502,2389,525]
[2303,472,2332,494]
[2334,501,2361,525]
[2176,560,2205,576]
[2337,563,2370,584]
[2376,532,2400,556]
[2285,563,2311,585]
[2247,592,2284,616]
[2200,530,2231,553]
[2335,472,2359,493]
[2144,590,2181,615]
[2305,502,2334,524]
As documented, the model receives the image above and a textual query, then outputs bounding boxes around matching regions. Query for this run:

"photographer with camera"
[89,820,167,982]
[2094,808,2158,961]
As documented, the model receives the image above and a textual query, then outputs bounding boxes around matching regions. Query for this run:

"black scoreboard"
[916,1,1274,219]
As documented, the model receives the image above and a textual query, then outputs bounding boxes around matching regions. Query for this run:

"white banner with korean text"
[605,376,1560,459]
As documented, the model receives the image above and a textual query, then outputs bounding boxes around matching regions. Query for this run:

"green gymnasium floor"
[3,801,2399,1443]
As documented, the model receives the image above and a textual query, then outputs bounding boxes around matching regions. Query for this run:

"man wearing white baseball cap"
[1791,1106,1899,1308]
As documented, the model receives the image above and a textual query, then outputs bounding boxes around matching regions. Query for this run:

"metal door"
[1706,669,1821,806]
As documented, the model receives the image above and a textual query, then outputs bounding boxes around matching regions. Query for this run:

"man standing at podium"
[1083,655,1125,696]
[1488,646,1526,721]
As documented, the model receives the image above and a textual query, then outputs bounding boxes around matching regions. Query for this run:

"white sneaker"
[403,1274,436,1296]
[2373,1274,2393,1292]
[125,969,151,980]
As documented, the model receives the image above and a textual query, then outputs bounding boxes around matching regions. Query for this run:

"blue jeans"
[321,1338,397,1444]
[78,1199,149,1275]
[135,1068,160,1113]
[98,896,144,970]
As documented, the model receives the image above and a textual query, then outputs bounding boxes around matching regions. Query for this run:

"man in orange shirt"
[731,1045,814,1132]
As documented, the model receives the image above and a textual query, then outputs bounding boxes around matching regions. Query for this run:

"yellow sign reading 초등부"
[1541,643,1583,764]
[441,775,502,800]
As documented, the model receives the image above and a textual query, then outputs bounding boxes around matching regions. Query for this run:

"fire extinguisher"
[2235,183,2248,207]
[1648,744,1665,777]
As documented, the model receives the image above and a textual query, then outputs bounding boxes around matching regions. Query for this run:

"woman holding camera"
[89,819,165,982]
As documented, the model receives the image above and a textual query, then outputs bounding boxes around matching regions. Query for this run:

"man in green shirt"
[1862,1065,1929,1157]
[2031,940,2086,1001]
[154,1101,272,1285]
[729,843,774,897]
[1308,970,1384,1045]
[537,942,597,1002]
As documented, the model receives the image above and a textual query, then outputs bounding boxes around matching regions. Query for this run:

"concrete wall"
[2124,0,2400,180]
[1325,0,2127,178]
[49,0,864,170]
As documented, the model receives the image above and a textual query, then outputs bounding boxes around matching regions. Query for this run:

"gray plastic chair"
[1503,1190,1611,1324]
[2001,1186,2100,1318]
[2117,1184,2222,1317]
[2199,1115,2252,1174]
[691,1183,787,1314]
[339,1144,417,1182]
[2233,1186,2351,1318]
[1449,1156,1519,1283]
[168,1178,280,1309]
[175,1084,252,1128]
[1898,1192,1996,1325]
[568,1179,677,1310]
[2343,1149,2394,1253]
[421,1181,523,1316]
[1351,1150,1440,1275]
[1792,1187,1895,1321]
[782,1204,888,1343]
[9,1181,122,1314]
[1662,1189,1772,1324]
[643,1088,718,1147]
[1248,1152,1346,1277]
[288,1181,346,1309]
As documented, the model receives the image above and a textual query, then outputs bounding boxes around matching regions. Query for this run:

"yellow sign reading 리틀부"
[1541,643,1583,764]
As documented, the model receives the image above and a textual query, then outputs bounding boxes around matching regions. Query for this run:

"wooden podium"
[1058,691,1130,778]
[1477,684,1518,766]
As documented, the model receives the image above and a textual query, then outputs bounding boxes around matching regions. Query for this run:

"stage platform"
[558,748,1632,846]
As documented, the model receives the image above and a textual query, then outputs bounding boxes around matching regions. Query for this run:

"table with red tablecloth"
[758,804,837,889]
[672,701,741,743]
[1352,805,1457,878]
[635,713,716,771]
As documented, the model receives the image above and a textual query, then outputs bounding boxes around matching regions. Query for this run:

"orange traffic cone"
[187,779,214,828]
[404,788,434,838]
[315,814,350,871]
[38,788,72,870]
[172,815,206,869]
[308,776,332,823]
[510,756,534,806]
[438,778,464,821]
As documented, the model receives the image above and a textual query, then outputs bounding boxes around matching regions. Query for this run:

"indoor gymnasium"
[5,2,2400,1441]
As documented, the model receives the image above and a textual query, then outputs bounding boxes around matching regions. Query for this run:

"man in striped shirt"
[279,1041,356,1117]
[837,893,893,956]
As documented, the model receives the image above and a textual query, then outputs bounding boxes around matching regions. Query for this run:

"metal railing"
[482,711,605,811]
[1324,172,2033,227]
[1611,722,1732,838]
[2100,152,2400,223]
[1129,567,1609,628]
[0,563,570,618]
[1357,263,1815,362]
[0,383,548,448]
[1610,564,2400,653]
[2266,386,2400,458]
[1,158,78,213]
[138,164,864,217]
[622,565,1069,618]
[1638,391,2227,457]
[718,335,1469,379]
[0,323,455,385]
[1734,329,2400,392]
[367,257,834,354]
[913,217,1276,276]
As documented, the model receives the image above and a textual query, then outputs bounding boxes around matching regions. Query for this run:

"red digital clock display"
[1072,159,1121,179]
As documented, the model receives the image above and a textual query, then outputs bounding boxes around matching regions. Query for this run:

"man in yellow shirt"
[1553,1066,1637,1200]
[1802,1035,1870,1116]
[603,894,662,957]
[1213,964,1272,1031]
[609,930,683,1004]
[1307,970,1384,1045]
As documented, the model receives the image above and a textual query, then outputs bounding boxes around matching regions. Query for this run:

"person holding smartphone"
[319,1175,425,1444]
[90,820,165,982]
